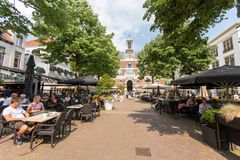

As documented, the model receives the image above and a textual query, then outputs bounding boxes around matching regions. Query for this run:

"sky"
[10,0,240,51]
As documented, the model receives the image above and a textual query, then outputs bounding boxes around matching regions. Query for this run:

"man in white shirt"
[2,97,34,145]
[198,98,212,116]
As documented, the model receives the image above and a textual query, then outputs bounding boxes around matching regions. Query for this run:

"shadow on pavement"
[127,107,240,160]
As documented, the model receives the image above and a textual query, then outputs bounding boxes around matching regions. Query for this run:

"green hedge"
[200,109,219,128]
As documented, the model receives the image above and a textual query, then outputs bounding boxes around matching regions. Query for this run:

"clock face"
[128,41,132,49]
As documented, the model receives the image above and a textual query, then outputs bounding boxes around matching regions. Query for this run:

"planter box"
[216,114,240,146]
[202,125,218,149]
[104,101,113,111]
[216,114,240,130]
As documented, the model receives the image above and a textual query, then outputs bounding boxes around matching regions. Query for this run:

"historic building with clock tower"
[115,38,165,92]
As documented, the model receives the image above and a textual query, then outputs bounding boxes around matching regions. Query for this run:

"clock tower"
[126,38,133,58]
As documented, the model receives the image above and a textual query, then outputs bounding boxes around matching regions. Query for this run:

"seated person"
[198,98,212,116]
[187,95,195,107]
[52,96,64,112]
[2,97,35,145]
[2,93,18,107]
[89,97,100,111]
[211,99,219,109]
[27,95,45,115]
[19,94,29,104]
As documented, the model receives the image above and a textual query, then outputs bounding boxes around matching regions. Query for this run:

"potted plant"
[117,83,125,102]
[200,109,219,148]
[103,96,114,110]
[216,104,240,147]
[97,74,115,110]
[217,104,240,130]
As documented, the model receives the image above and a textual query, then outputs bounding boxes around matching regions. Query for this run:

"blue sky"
[12,0,240,52]
[206,8,240,41]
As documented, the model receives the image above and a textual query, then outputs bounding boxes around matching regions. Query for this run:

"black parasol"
[58,76,98,86]
[23,55,36,99]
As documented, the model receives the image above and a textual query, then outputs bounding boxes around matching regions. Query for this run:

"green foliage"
[92,95,99,100]
[0,0,32,34]
[97,74,115,94]
[138,35,179,80]
[31,0,119,78]
[117,83,125,95]
[143,0,236,40]
[138,35,212,80]
[0,79,3,85]
[200,109,219,128]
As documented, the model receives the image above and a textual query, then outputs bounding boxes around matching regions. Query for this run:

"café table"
[67,104,83,119]
[22,112,60,123]
[67,104,83,109]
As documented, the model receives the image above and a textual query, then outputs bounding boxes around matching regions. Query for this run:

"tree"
[143,0,238,42]
[31,0,119,78]
[138,35,180,81]
[138,35,213,80]
[97,74,115,93]
[0,0,32,34]
[143,0,237,34]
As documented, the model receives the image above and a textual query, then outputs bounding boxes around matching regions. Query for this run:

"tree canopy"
[0,0,32,34]
[143,0,239,40]
[138,35,213,80]
[0,0,119,78]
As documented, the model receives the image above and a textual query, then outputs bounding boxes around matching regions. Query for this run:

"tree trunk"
[171,71,175,80]
[151,75,155,94]
[151,75,154,84]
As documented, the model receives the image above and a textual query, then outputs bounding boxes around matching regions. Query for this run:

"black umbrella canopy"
[171,65,240,87]
[23,55,36,99]
[58,76,98,86]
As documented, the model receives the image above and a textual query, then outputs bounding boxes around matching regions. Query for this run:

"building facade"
[24,40,74,93]
[0,30,26,80]
[209,22,240,68]
[115,39,165,92]
[24,40,73,80]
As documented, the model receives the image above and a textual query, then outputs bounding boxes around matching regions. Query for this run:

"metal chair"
[80,104,93,122]
[30,113,65,149]
[61,109,75,138]
[0,114,17,144]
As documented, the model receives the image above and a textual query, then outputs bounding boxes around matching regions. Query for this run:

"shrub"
[219,104,240,123]
[200,109,219,128]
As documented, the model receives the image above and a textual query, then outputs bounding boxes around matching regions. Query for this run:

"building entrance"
[127,80,133,92]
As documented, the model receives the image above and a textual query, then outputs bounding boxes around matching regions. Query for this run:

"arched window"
[127,63,132,68]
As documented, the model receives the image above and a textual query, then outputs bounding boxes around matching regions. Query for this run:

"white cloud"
[8,0,154,49]
[8,0,34,21]
[87,0,150,51]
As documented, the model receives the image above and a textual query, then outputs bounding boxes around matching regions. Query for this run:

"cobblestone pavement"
[0,98,238,160]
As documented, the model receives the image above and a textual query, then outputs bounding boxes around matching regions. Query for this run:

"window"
[0,47,5,66]
[214,46,218,57]
[212,61,219,68]
[223,37,233,53]
[16,36,23,47]
[225,55,235,66]
[127,63,132,68]
[126,69,133,76]
[13,52,21,68]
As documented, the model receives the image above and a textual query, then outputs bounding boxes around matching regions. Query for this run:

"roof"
[0,32,13,44]
[209,22,240,44]
[24,40,41,47]
[118,51,139,59]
